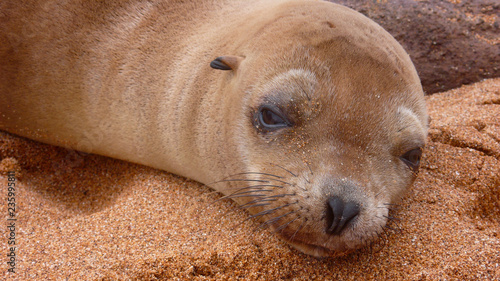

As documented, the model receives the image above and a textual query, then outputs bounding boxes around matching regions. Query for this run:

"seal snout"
[325,197,360,235]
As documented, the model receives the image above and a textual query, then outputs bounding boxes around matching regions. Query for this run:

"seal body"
[0,0,428,257]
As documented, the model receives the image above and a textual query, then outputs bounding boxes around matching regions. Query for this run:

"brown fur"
[0,0,427,257]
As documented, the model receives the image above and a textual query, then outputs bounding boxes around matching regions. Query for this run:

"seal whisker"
[222,184,283,194]
[232,201,296,229]
[219,194,269,199]
[383,225,398,232]
[274,214,301,233]
[260,193,296,200]
[221,189,274,200]
[259,178,294,185]
[239,203,272,210]
[214,184,284,202]
[363,236,374,257]
[387,218,404,234]
[222,172,284,179]
[377,205,399,210]
[300,161,313,183]
[366,226,387,252]
[378,208,403,234]
[218,198,279,218]
[210,183,279,202]
[289,218,307,242]
[305,161,313,176]
[212,187,265,203]
[269,163,297,177]
[382,203,401,211]
[302,176,311,184]
[370,232,386,255]
[247,201,298,221]
[380,225,389,237]
[258,211,297,228]
[238,198,278,208]
[209,178,271,185]
[383,215,401,221]
[357,232,370,253]
[256,209,298,230]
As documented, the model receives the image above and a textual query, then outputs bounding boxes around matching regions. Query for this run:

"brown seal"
[0,0,428,257]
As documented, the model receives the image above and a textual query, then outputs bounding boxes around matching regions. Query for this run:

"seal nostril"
[342,201,360,230]
[326,197,343,234]
[325,197,360,235]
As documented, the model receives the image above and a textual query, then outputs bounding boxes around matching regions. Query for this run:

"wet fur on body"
[0,0,428,257]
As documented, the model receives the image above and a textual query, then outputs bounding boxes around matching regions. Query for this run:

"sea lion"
[0,0,428,257]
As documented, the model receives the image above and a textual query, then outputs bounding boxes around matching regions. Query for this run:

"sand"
[1,78,499,280]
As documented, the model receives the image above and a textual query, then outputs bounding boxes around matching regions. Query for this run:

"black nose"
[325,197,360,235]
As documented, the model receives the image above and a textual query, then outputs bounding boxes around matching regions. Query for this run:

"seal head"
[209,1,427,257]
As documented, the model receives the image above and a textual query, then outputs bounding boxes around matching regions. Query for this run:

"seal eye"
[255,105,291,131]
[400,148,423,172]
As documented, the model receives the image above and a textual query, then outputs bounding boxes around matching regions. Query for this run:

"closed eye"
[254,105,292,132]
[400,148,422,173]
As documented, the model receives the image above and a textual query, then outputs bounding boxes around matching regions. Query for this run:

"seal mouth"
[283,235,354,258]
[286,239,348,258]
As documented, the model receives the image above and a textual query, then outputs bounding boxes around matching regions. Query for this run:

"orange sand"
[1,78,499,280]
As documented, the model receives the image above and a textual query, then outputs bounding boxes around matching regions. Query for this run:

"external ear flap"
[210,56,244,71]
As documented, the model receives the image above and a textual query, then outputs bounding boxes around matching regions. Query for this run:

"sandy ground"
[1,78,499,280]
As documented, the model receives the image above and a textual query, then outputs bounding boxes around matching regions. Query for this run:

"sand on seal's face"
[0,78,499,279]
